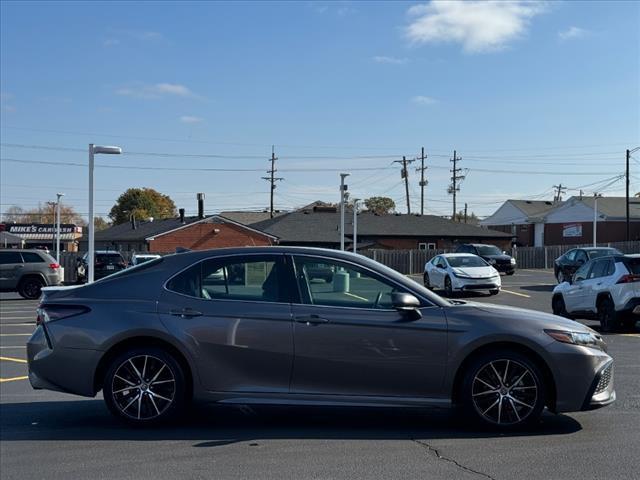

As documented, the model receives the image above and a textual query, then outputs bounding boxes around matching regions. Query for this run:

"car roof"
[441,253,479,257]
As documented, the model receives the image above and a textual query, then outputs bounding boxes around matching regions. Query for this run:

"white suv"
[552,254,640,331]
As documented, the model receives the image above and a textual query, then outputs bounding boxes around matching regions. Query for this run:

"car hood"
[455,300,594,333]
[481,254,512,261]
[451,266,497,278]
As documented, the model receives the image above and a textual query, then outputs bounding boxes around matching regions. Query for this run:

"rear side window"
[588,259,609,279]
[21,252,45,263]
[621,258,640,275]
[0,251,23,264]
[166,255,289,303]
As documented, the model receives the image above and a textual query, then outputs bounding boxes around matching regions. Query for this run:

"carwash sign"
[5,224,82,235]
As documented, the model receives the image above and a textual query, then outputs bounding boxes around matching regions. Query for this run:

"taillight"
[617,274,640,284]
[36,305,90,324]
[49,263,60,270]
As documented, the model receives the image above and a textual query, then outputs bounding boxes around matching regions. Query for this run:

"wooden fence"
[58,240,640,283]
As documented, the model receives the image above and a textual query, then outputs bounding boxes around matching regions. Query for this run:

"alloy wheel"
[471,359,538,426]
[111,355,176,421]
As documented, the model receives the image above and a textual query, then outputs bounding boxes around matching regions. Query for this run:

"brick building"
[80,214,277,253]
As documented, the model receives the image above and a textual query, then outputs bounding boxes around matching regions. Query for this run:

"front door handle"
[294,314,329,325]
[170,308,203,318]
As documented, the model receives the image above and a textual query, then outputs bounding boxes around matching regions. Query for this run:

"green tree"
[94,217,110,231]
[109,188,177,225]
[363,196,396,215]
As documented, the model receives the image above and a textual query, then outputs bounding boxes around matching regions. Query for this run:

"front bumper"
[582,360,616,410]
[452,276,501,291]
[493,263,515,273]
[27,324,101,397]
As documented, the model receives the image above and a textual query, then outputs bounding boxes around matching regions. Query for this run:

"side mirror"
[391,292,422,319]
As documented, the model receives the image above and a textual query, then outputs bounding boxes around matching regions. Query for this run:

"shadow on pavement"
[520,285,555,292]
[0,400,582,446]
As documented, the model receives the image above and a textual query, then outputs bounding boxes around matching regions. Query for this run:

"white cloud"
[373,55,409,65]
[411,95,437,106]
[115,83,198,99]
[558,26,588,41]
[405,1,547,53]
[179,115,204,124]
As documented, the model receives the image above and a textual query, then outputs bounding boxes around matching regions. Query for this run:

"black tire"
[489,289,500,296]
[597,297,617,333]
[18,276,44,299]
[423,272,432,289]
[461,350,546,429]
[552,295,570,318]
[506,271,515,276]
[103,347,187,426]
[444,276,453,297]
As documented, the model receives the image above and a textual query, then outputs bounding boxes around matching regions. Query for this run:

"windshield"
[587,248,622,259]
[448,256,489,268]
[476,245,503,256]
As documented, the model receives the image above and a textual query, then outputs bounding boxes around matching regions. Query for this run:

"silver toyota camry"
[27,247,615,428]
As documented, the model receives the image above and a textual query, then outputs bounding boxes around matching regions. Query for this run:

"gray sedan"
[27,247,615,428]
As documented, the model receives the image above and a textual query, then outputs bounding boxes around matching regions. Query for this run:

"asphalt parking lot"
[1,270,639,480]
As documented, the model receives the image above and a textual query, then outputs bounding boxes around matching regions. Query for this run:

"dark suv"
[76,251,127,283]
[0,249,62,299]
[455,243,516,275]
[553,247,623,284]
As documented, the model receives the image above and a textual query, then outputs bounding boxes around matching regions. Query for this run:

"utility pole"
[448,150,464,220]
[352,198,360,253]
[261,145,283,218]
[394,156,414,214]
[339,173,350,251]
[594,193,602,247]
[464,203,468,224]
[627,147,640,240]
[55,193,64,264]
[416,147,427,215]
[553,184,567,203]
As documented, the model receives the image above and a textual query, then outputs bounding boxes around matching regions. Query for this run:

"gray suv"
[0,249,62,299]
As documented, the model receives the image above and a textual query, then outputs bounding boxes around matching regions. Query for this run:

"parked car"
[424,253,501,296]
[0,249,62,299]
[29,247,614,429]
[554,247,623,284]
[76,251,127,282]
[455,244,516,275]
[131,254,162,266]
[552,254,640,331]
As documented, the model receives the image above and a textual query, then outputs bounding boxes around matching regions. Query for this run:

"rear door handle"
[170,308,203,318]
[294,314,329,325]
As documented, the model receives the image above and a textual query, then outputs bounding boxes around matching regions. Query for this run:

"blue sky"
[1,0,639,221]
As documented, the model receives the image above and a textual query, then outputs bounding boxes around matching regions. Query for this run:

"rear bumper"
[618,297,640,317]
[27,325,101,397]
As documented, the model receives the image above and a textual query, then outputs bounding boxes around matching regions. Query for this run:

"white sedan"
[423,253,501,297]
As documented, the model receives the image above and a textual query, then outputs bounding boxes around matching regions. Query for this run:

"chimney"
[197,193,205,219]
[179,208,185,224]
[130,214,136,230]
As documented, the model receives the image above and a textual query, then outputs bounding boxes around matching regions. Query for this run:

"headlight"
[452,269,472,279]
[545,329,605,350]
[510,258,516,265]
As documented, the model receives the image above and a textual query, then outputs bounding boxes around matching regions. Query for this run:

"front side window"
[574,261,591,281]
[293,256,407,309]
[564,249,576,262]
[166,255,287,303]
[0,251,23,264]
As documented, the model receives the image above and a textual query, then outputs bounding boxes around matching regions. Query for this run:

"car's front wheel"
[103,347,187,425]
[597,297,617,333]
[423,272,432,289]
[552,295,570,318]
[444,276,454,297]
[461,351,546,429]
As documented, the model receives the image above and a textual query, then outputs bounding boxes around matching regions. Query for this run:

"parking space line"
[501,289,531,298]
[1,323,35,326]
[0,376,29,383]
[0,333,31,337]
[0,356,27,363]
[619,334,640,338]
[0,346,27,349]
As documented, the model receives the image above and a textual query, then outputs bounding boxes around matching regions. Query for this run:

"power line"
[261,146,284,218]
[448,150,465,220]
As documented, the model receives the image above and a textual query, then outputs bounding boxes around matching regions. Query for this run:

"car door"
[157,253,295,393]
[428,256,443,288]
[0,251,24,289]
[585,258,612,313]
[289,254,448,399]
[563,261,593,313]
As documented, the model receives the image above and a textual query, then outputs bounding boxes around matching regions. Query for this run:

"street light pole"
[55,193,64,264]
[88,144,122,283]
[352,199,360,254]
[339,173,350,251]
[593,193,602,247]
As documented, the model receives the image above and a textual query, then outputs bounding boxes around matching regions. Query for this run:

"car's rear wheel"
[423,272,432,289]
[103,347,187,425]
[444,276,453,297]
[552,295,570,318]
[18,276,44,299]
[597,297,617,333]
[461,351,546,429]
